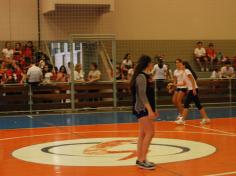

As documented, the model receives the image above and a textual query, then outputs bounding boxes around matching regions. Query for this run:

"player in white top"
[172,59,187,120]
[175,61,210,125]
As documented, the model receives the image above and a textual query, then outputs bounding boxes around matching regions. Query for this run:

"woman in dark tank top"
[130,55,159,170]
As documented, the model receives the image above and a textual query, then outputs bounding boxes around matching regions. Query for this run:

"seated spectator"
[23,41,34,65]
[206,43,217,70]
[220,61,235,78]
[194,41,208,71]
[51,66,58,81]
[56,65,68,82]
[67,62,71,75]
[87,63,101,83]
[210,68,221,79]
[13,64,23,83]
[39,57,46,70]
[115,66,122,80]
[73,64,85,82]
[19,68,27,85]
[127,64,135,81]
[2,42,14,64]
[43,65,53,84]
[221,56,230,66]
[27,62,43,86]
[5,64,15,84]
[121,53,133,80]
[13,42,23,63]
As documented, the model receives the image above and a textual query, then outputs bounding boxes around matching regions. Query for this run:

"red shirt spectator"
[206,45,216,59]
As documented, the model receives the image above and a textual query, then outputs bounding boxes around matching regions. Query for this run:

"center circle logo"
[12,138,216,166]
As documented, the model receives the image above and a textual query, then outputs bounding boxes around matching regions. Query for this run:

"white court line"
[183,123,236,136]
[0,130,235,141]
[204,171,236,176]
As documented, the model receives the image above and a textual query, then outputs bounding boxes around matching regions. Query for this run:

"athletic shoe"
[144,160,156,167]
[136,160,155,170]
[176,113,182,120]
[201,68,204,72]
[175,116,185,125]
[206,68,209,72]
[200,118,211,125]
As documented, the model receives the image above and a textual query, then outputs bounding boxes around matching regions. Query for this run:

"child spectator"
[194,41,208,71]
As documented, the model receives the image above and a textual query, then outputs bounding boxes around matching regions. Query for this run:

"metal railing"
[0,78,236,114]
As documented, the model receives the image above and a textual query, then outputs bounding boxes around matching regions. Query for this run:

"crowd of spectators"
[0,41,102,85]
[1,41,236,86]
[194,41,235,72]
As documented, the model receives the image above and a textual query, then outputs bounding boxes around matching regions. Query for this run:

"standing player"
[131,55,158,170]
[175,61,210,125]
[172,58,187,120]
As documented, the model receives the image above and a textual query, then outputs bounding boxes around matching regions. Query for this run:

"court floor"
[0,107,236,176]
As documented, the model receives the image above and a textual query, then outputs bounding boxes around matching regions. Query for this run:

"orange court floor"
[0,115,236,176]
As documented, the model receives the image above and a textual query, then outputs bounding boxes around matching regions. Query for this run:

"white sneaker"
[200,118,211,125]
[206,68,209,72]
[201,68,204,72]
[176,113,182,120]
[175,116,185,125]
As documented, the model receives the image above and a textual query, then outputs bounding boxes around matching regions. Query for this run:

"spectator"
[14,64,23,83]
[20,68,27,85]
[220,61,235,78]
[67,62,71,75]
[221,56,230,66]
[51,66,58,81]
[152,57,167,90]
[2,42,14,64]
[121,53,133,80]
[43,65,53,84]
[23,41,34,65]
[206,43,217,70]
[27,62,43,86]
[194,41,208,72]
[56,65,68,82]
[5,64,15,84]
[115,66,122,80]
[39,57,46,70]
[13,42,23,64]
[73,64,85,82]
[127,65,135,81]
[87,63,101,83]
[210,68,221,79]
